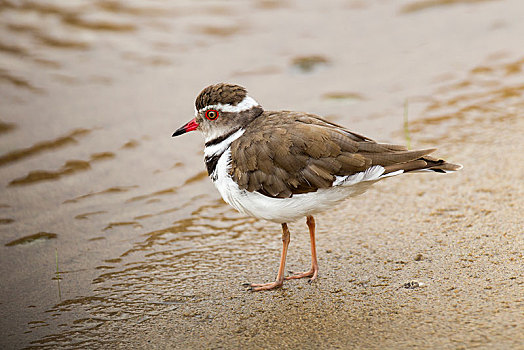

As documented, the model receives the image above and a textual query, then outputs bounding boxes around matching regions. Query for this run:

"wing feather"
[229,111,454,198]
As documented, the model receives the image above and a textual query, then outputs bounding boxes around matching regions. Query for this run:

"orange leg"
[285,215,319,282]
[248,223,291,291]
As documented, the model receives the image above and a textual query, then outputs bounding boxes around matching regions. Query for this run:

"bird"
[172,83,462,291]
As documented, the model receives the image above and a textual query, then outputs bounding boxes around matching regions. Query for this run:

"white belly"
[212,149,392,223]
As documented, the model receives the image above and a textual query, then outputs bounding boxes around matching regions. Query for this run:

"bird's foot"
[243,280,284,292]
[285,268,318,283]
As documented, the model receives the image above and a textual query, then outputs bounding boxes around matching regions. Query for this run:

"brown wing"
[229,111,449,198]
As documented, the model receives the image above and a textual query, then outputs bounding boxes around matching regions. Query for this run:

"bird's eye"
[205,110,219,120]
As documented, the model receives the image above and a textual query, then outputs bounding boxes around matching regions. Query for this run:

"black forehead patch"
[195,83,247,111]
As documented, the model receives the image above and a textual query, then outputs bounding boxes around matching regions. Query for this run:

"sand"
[1,0,523,349]
[109,92,523,350]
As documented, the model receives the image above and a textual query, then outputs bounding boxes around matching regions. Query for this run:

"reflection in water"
[103,221,141,231]
[29,200,265,348]
[74,211,106,220]
[62,14,136,32]
[0,68,42,92]
[0,128,90,167]
[400,0,500,14]
[0,217,15,224]
[323,92,365,104]
[120,139,139,149]
[0,0,252,93]
[126,186,178,203]
[5,232,57,247]
[406,56,524,144]
[9,159,91,186]
[9,152,116,186]
[291,55,330,74]
[195,24,244,37]
[64,186,137,204]
[0,120,16,134]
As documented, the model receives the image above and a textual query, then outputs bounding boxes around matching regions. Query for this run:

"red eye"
[205,109,219,120]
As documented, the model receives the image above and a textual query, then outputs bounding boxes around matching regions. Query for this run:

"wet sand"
[1,0,523,349]
[114,104,524,349]
[119,53,524,349]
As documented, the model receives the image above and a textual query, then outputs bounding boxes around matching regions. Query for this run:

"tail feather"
[383,155,462,175]
[361,148,436,166]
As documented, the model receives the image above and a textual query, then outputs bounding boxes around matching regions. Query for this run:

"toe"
[248,281,283,291]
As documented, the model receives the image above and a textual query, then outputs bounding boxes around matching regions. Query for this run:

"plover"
[173,83,461,291]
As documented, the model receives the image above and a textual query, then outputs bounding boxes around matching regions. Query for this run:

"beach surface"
[114,100,524,349]
[0,0,522,348]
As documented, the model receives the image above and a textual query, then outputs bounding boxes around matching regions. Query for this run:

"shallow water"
[1,0,523,348]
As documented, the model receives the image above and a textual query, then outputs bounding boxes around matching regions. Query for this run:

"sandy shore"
[109,78,523,350]
[1,1,523,348]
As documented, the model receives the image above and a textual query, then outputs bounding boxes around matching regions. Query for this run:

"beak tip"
[172,118,198,138]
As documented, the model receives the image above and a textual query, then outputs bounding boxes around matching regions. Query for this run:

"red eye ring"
[205,109,219,120]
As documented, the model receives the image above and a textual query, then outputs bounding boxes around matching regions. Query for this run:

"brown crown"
[195,83,248,111]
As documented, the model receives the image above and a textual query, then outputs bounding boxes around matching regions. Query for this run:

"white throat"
[204,128,245,157]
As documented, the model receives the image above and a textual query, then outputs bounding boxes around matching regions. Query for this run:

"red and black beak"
[172,118,199,137]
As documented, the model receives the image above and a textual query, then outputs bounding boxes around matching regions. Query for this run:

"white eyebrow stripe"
[198,96,259,114]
